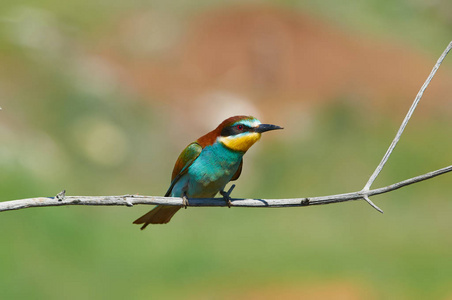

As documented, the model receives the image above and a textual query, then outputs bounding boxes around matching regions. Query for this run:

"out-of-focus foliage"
[0,1,451,299]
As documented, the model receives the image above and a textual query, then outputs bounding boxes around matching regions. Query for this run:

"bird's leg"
[220,184,236,208]
[219,190,231,208]
[182,191,189,209]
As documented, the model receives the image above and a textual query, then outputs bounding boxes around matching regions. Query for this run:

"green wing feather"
[164,142,203,197]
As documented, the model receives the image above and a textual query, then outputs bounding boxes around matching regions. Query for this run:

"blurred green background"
[1,1,451,299]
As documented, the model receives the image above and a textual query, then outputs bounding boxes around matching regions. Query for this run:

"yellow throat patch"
[218,132,261,152]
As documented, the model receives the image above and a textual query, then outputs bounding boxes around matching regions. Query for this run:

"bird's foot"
[220,191,232,208]
[183,192,189,209]
[220,184,236,208]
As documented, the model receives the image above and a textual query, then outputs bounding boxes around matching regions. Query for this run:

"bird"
[133,115,283,230]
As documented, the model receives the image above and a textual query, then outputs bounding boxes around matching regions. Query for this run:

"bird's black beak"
[255,123,284,133]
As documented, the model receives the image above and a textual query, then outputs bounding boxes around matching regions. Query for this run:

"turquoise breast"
[171,142,243,198]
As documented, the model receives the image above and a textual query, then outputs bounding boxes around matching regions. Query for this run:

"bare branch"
[0,42,450,214]
[0,165,450,212]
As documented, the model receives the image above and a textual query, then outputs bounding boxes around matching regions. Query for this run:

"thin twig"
[360,41,452,212]
[363,41,452,191]
[0,165,450,212]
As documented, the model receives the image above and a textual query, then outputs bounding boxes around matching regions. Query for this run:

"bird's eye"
[237,124,244,131]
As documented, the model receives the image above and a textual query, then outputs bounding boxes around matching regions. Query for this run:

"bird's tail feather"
[133,205,181,230]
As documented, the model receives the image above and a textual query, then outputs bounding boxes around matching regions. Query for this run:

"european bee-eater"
[133,115,282,229]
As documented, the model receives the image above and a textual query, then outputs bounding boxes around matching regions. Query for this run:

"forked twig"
[360,41,452,213]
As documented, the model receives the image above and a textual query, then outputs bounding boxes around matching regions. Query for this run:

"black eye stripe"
[220,124,253,136]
